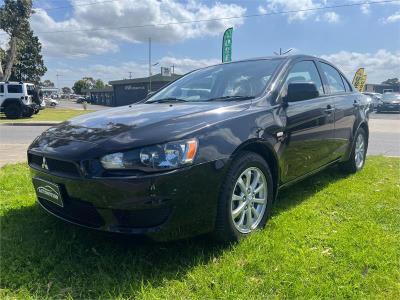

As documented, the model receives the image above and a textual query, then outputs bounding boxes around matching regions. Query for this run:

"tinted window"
[282,60,324,97]
[7,84,23,93]
[147,59,283,102]
[341,75,352,92]
[320,63,345,93]
[0,85,4,93]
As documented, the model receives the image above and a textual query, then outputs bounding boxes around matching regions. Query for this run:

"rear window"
[7,84,23,93]
[320,63,345,93]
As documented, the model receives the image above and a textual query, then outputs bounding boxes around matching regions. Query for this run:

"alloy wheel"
[230,167,267,233]
[355,133,365,169]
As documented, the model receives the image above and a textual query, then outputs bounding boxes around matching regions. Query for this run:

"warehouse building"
[85,73,181,107]
[364,83,400,93]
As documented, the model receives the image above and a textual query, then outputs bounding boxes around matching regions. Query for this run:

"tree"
[381,78,400,86]
[41,80,55,87]
[0,0,33,81]
[94,79,105,89]
[72,77,95,95]
[9,29,47,83]
[62,87,71,94]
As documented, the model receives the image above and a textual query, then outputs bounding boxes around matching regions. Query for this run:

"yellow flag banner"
[352,68,367,92]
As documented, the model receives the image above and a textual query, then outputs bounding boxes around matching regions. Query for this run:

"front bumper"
[29,158,227,241]
[377,103,400,112]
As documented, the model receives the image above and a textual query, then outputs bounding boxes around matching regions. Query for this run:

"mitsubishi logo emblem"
[41,157,49,170]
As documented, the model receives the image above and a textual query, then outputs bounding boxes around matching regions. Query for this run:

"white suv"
[0,82,39,119]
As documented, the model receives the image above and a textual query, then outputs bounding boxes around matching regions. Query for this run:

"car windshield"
[382,93,400,101]
[146,59,283,103]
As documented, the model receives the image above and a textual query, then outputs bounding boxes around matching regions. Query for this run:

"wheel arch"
[231,139,280,201]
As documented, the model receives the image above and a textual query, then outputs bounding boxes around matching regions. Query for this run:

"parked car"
[45,98,59,107]
[0,81,38,118]
[362,92,382,110]
[76,96,89,104]
[376,93,400,113]
[28,55,369,242]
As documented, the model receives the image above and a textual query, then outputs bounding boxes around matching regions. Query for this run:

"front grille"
[28,153,81,177]
[38,197,105,228]
[113,207,171,228]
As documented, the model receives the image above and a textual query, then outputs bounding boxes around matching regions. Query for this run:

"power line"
[22,0,400,35]
[33,0,122,11]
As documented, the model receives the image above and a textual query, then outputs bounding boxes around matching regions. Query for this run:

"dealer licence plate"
[32,178,63,207]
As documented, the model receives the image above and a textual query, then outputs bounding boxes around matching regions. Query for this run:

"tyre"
[214,151,274,242]
[22,108,34,118]
[340,127,368,174]
[4,103,22,119]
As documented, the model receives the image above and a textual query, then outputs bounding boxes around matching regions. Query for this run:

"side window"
[282,60,324,98]
[7,84,23,93]
[320,63,345,93]
[341,75,352,92]
[0,84,4,93]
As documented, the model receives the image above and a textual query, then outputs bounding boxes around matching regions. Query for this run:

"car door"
[279,60,336,183]
[318,62,356,159]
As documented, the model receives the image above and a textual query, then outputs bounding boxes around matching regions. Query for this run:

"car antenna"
[274,48,293,56]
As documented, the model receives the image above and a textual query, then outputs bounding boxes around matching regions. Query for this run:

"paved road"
[1,112,399,167]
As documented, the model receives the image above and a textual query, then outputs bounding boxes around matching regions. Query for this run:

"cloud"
[383,11,400,23]
[31,0,246,58]
[258,0,320,22]
[320,49,400,84]
[45,56,220,87]
[323,11,340,23]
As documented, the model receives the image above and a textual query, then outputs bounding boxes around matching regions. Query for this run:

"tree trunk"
[3,36,18,81]
[0,57,4,81]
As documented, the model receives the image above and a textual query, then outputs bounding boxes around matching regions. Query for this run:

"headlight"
[100,138,198,171]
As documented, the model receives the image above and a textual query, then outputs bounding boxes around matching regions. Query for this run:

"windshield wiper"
[207,95,255,102]
[147,97,189,103]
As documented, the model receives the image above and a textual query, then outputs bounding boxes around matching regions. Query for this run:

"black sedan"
[28,55,369,242]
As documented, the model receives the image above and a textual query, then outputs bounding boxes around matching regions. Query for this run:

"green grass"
[0,157,399,299]
[0,109,94,124]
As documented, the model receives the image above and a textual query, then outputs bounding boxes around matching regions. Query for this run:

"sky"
[1,0,399,87]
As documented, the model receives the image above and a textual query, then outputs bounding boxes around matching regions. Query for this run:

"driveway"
[1,112,399,167]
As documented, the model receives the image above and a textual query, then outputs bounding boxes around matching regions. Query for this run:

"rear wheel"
[214,152,273,242]
[4,103,22,119]
[340,127,368,174]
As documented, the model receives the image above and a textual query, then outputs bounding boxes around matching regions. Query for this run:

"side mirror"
[285,82,319,103]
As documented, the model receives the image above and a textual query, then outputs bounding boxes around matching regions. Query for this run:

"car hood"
[35,102,250,154]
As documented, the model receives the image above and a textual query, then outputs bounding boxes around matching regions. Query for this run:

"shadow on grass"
[0,165,347,298]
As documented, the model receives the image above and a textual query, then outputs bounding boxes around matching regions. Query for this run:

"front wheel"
[340,127,368,174]
[213,152,274,242]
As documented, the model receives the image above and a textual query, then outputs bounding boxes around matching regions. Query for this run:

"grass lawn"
[0,156,399,299]
[0,109,94,124]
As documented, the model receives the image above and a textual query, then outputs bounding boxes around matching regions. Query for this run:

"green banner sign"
[222,27,233,63]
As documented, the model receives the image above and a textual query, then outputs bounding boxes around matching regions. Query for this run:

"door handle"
[324,105,334,114]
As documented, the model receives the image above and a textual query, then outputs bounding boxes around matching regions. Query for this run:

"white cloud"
[258,0,319,22]
[384,11,400,23]
[31,0,246,58]
[323,11,340,23]
[45,56,219,87]
[360,4,370,15]
[320,49,400,83]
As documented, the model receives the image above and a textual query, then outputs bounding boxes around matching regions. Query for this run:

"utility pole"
[56,73,62,94]
[274,48,293,56]
[128,72,132,79]
[171,65,175,75]
[148,37,152,93]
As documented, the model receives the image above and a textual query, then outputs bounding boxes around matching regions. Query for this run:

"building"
[364,83,400,93]
[84,86,114,106]
[85,73,181,107]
